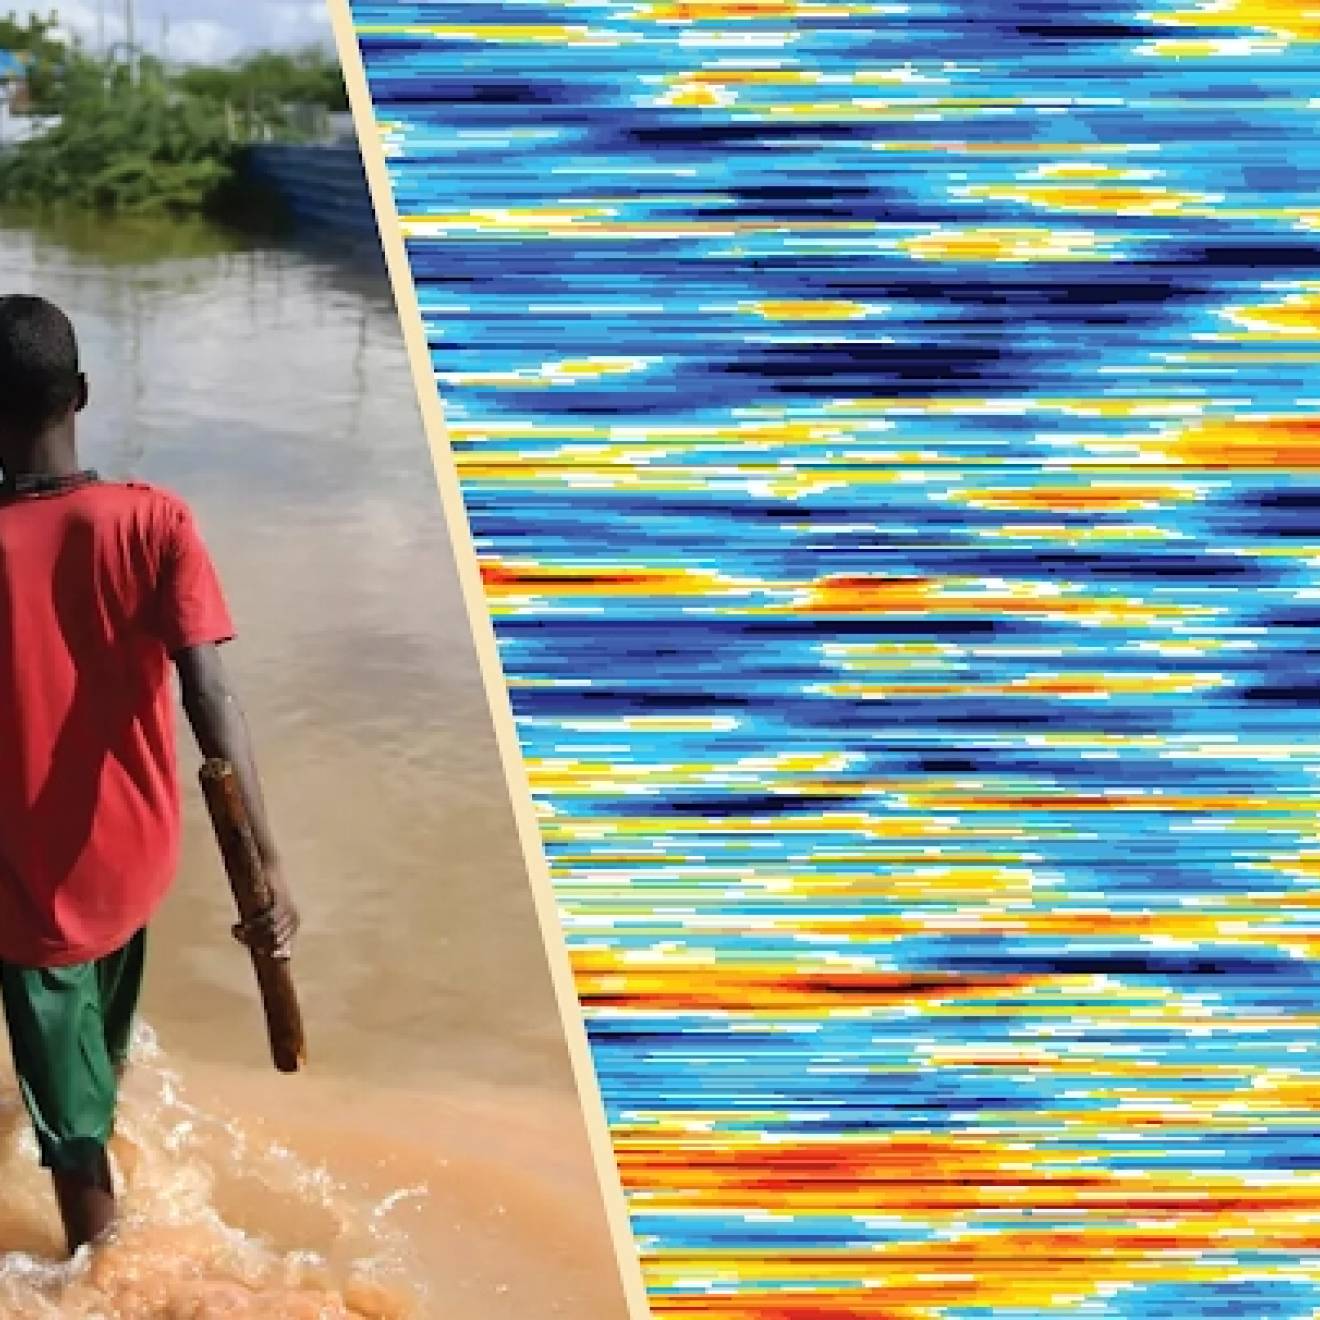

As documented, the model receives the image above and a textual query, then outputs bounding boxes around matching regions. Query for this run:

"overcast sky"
[19,2,336,64]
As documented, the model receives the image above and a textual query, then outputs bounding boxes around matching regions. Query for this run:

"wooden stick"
[198,759,306,1073]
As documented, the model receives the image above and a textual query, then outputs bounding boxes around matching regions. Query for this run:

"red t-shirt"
[0,479,234,967]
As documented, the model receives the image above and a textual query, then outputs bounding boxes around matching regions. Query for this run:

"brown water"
[0,215,629,1319]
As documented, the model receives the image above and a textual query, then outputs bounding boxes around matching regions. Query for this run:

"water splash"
[0,1026,425,1319]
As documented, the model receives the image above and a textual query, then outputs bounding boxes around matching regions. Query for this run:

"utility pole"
[96,0,105,56]
[122,0,134,81]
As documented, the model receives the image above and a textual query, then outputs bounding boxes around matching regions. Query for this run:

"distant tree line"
[0,15,350,216]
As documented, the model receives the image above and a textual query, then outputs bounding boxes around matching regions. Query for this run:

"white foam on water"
[0,1026,425,1319]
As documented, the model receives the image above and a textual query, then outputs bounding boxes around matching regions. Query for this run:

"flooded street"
[0,215,627,1318]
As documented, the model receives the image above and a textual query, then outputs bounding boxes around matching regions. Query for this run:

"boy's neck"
[2,425,79,482]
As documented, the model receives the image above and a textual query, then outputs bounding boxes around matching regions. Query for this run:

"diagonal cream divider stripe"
[321,3,654,1314]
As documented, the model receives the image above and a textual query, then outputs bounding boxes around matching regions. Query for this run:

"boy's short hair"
[0,295,81,432]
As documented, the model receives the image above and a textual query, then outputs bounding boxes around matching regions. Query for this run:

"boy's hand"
[232,866,300,960]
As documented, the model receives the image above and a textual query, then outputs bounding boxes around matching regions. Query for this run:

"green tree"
[0,11,73,110]
[176,46,348,117]
[0,58,235,214]
[0,39,347,217]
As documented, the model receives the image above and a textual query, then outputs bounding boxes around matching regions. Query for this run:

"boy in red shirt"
[0,295,299,1253]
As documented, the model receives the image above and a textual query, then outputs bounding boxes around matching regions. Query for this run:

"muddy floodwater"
[0,215,628,1319]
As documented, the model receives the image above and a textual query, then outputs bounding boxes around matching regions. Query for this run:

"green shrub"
[0,68,236,214]
[0,42,345,216]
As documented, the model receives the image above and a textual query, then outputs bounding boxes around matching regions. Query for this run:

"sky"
[17,2,336,64]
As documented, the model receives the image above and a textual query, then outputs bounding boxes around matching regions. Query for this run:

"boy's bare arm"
[174,643,299,955]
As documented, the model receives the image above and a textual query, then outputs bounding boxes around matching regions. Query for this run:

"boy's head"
[0,295,87,462]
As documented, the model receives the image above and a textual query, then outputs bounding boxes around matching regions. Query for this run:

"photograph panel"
[0,5,631,1317]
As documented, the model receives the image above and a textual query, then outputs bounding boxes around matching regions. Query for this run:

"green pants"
[0,931,145,1171]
